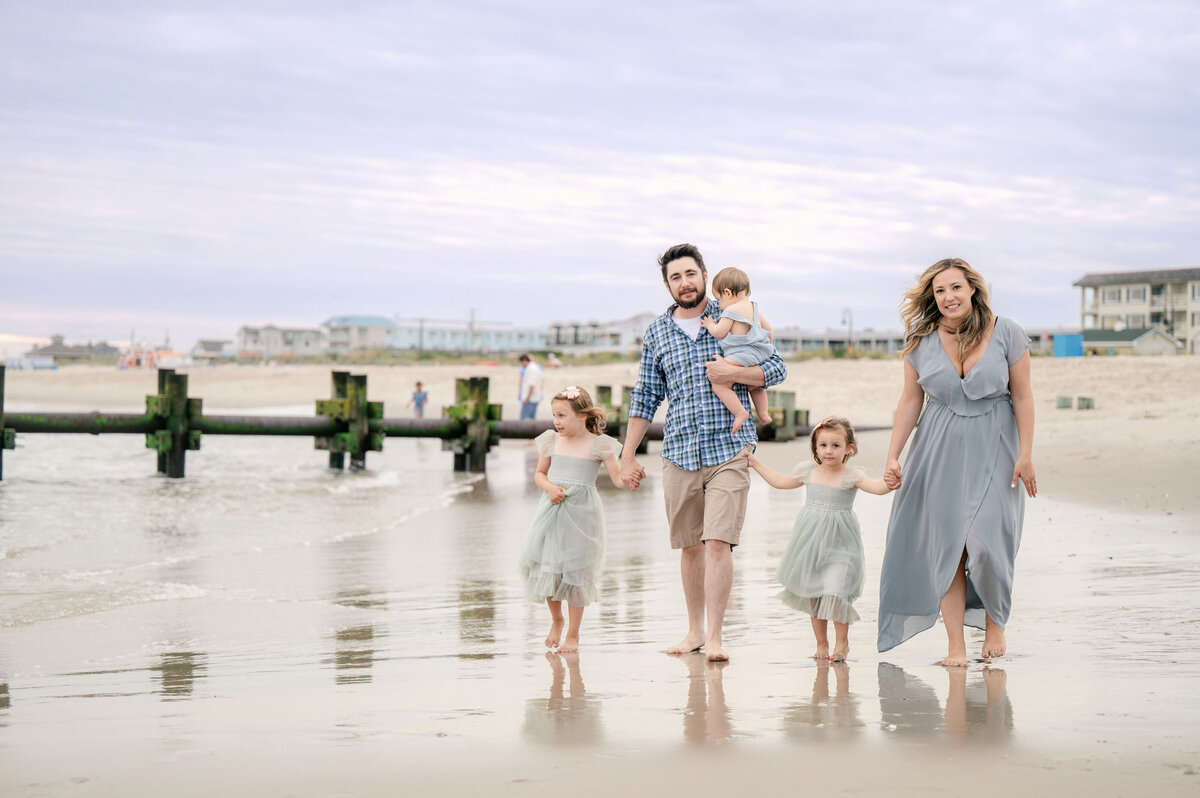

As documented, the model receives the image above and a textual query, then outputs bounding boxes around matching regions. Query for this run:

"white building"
[237,325,326,359]
[771,326,906,355]
[547,313,656,354]
[390,318,545,353]
[190,339,237,361]
[1074,267,1200,354]
[322,316,395,354]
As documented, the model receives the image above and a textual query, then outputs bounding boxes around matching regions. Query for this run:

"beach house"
[1073,266,1199,354]
[236,325,326,359]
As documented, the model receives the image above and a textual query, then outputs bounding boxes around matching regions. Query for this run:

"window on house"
[1193,283,1200,300]
[1127,314,1145,328]
[1101,287,1121,304]
[1101,315,1122,329]
[1127,286,1146,303]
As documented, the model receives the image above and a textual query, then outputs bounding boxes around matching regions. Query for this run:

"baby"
[699,267,776,433]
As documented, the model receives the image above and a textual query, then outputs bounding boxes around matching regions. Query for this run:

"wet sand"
[2,359,1199,795]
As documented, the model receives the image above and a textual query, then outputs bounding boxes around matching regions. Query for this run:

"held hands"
[544,483,567,504]
[883,458,902,490]
[619,458,646,491]
[1012,456,1037,498]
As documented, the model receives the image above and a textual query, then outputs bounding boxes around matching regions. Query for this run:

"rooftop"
[1073,267,1200,288]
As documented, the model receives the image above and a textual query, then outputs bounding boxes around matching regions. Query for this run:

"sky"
[2,1,1199,352]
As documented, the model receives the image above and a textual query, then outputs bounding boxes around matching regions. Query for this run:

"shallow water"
[1,427,1198,789]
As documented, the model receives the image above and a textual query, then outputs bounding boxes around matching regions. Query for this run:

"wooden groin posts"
[441,377,501,472]
[0,366,805,479]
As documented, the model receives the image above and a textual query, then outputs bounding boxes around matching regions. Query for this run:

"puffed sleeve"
[591,434,622,461]
[790,461,817,484]
[535,429,556,458]
[1003,317,1031,366]
[844,466,867,490]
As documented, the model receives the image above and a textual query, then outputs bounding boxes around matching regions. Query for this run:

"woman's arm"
[533,455,566,503]
[884,360,925,489]
[1008,350,1037,497]
[744,451,803,489]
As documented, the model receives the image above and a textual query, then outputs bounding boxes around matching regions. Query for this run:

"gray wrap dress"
[877,316,1031,652]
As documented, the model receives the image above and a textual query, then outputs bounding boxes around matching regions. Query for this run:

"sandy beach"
[2,357,1199,796]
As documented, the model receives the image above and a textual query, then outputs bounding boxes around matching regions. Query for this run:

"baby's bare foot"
[730,411,751,435]
[667,635,704,655]
[545,618,564,649]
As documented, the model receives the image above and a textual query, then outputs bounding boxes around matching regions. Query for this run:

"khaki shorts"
[661,450,751,549]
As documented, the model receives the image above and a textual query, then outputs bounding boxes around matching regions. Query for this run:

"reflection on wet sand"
[783,662,862,741]
[151,652,205,700]
[681,654,733,745]
[878,663,1013,743]
[330,626,377,685]
[458,581,498,659]
[0,681,9,722]
[522,652,603,745]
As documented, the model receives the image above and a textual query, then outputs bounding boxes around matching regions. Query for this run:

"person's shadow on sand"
[877,662,1013,743]
[681,653,734,745]
[783,661,863,741]
[521,651,604,745]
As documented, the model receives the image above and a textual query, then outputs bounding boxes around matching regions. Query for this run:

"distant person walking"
[518,353,544,419]
[620,243,787,662]
[878,258,1037,667]
[407,381,429,419]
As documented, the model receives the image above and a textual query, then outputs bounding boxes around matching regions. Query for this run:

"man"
[518,353,544,419]
[620,243,787,662]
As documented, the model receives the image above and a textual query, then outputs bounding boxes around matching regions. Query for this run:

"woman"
[878,258,1037,667]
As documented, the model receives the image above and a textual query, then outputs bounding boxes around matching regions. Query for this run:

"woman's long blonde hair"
[900,258,993,359]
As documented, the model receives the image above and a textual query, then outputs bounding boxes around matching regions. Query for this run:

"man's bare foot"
[705,637,729,662]
[730,411,750,434]
[982,626,1006,659]
[831,643,849,662]
[813,642,830,660]
[559,633,579,654]
[545,618,564,649]
[667,635,705,655]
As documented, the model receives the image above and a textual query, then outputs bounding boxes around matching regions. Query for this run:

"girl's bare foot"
[667,635,704,655]
[831,643,849,662]
[705,635,729,662]
[813,642,830,660]
[982,624,1006,659]
[730,411,751,435]
[545,618,564,649]
[559,633,579,653]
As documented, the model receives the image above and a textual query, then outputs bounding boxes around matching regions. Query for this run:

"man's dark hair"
[657,243,706,281]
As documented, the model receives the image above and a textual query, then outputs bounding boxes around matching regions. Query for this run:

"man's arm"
[705,348,786,389]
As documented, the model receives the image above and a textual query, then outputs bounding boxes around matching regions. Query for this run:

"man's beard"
[674,290,706,310]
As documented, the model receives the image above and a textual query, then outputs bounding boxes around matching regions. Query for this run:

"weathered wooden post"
[620,386,648,454]
[145,369,199,478]
[443,377,499,472]
[0,365,11,480]
[316,371,383,471]
[758,389,797,441]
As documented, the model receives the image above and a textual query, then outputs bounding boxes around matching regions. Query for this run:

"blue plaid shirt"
[630,298,787,470]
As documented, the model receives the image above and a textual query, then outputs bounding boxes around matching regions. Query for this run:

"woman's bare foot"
[559,633,579,654]
[941,646,968,668]
[813,642,830,660]
[982,622,1006,659]
[831,643,849,662]
[705,635,729,662]
[667,635,705,655]
[730,410,751,435]
[545,618,564,649]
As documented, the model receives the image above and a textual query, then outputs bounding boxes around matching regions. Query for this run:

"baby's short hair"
[712,267,750,296]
